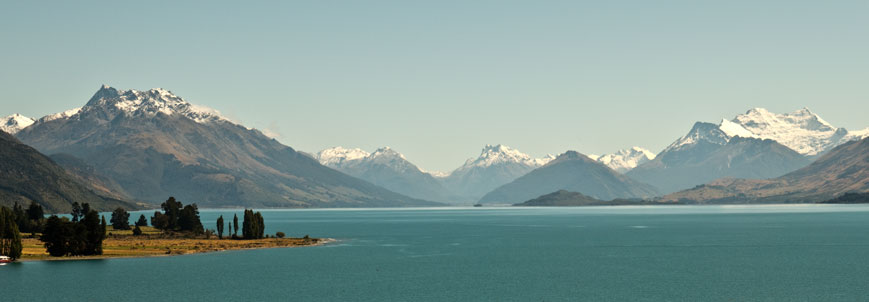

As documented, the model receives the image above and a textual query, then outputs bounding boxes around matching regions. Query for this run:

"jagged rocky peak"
[1,113,35,134]
[82,85,229,124]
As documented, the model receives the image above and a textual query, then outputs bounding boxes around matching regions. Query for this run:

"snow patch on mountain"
[1,114,35,134]
[595,147,656,173]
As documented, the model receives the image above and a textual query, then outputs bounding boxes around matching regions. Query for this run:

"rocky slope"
[0,130,136,213]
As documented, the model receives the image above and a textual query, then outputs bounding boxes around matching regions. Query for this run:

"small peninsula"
[18,226,328,261]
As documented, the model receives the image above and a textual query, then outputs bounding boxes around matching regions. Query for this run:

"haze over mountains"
[3,85,868,210]
[11,85,435,209]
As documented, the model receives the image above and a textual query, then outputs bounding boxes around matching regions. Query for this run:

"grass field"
[19,226,327,261]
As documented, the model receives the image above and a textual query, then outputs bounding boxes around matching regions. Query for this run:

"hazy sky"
[2,1,868,172]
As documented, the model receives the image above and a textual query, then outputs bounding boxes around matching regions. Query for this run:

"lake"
[3,205,869,301]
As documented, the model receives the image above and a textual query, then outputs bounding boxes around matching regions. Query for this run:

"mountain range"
[478,151,660,204]
[316,144,553,204]
[316,146,458,203]
[627,122,812,193]
[662,137,869,203]
[5,85,868,209]
[588,147,656,173]
[13,85,436,209]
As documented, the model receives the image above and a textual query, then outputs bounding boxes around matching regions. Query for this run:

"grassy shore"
[19,226,329,261]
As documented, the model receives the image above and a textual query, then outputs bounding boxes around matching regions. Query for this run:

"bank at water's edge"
[18,236,332,261]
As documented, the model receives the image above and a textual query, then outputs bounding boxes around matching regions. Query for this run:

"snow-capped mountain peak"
[1,113,35,134]
[458,144,552,170]
[594,146,656,173]
[316,146,370,166]
[317,146,424,175]
[369,146,405,160]
[83,85,229,124]
[660,108,866,157]
[663,122,730,153]
[729,107,849,155]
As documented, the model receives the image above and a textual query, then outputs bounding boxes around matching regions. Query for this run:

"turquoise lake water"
[3,205,869,301]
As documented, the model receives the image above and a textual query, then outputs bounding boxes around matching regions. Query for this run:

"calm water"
[3,205,869,301]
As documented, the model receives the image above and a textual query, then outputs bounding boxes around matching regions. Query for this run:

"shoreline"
[17,237,335,262]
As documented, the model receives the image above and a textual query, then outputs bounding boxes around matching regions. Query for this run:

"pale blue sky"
[2,1,868,172]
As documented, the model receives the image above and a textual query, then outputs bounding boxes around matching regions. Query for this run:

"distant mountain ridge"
[1,114,35,134]
[440,144,555,202]
[628,122,811,194]
[662,137,869,203]
[316,146,458,203]
[16,85,435,208]
[724,108,868,156]
[589,147,655,173]
[479,151,659,204]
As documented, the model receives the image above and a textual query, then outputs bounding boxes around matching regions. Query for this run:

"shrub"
[132,225,143,236]
[275,232,285,238]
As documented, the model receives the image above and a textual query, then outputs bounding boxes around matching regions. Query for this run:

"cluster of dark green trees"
[151,197,204,234]
[1,202,48,260]
[0,206,23,260]
[41,203,107,257]
[215,210,265,240]
[242,209,265,239]
[11,202,46,234]
[110,207,131,230]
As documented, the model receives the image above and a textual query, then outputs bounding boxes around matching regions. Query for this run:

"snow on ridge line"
[455,144,554,171]
[594,146,656,172]
[1,113,36,134]
[85,85,231,124]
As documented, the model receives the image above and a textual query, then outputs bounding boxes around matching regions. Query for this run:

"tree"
[216,215,224,239]
[275,232,285,238]
[41,216,73,257]
[71,202,82,222]
[233,214,239,237]
[82,211,105,255]
[40,206,105,257]
[151,212,169,230]
[81,203,91,217]
[26,202,44,221]
[110,207,131,230]
[0,206,23,260]
[178,204,203,234]
[161,197,182,230]
[135,214,148,227]
[242,209,265,239]
[132,225,143,236]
